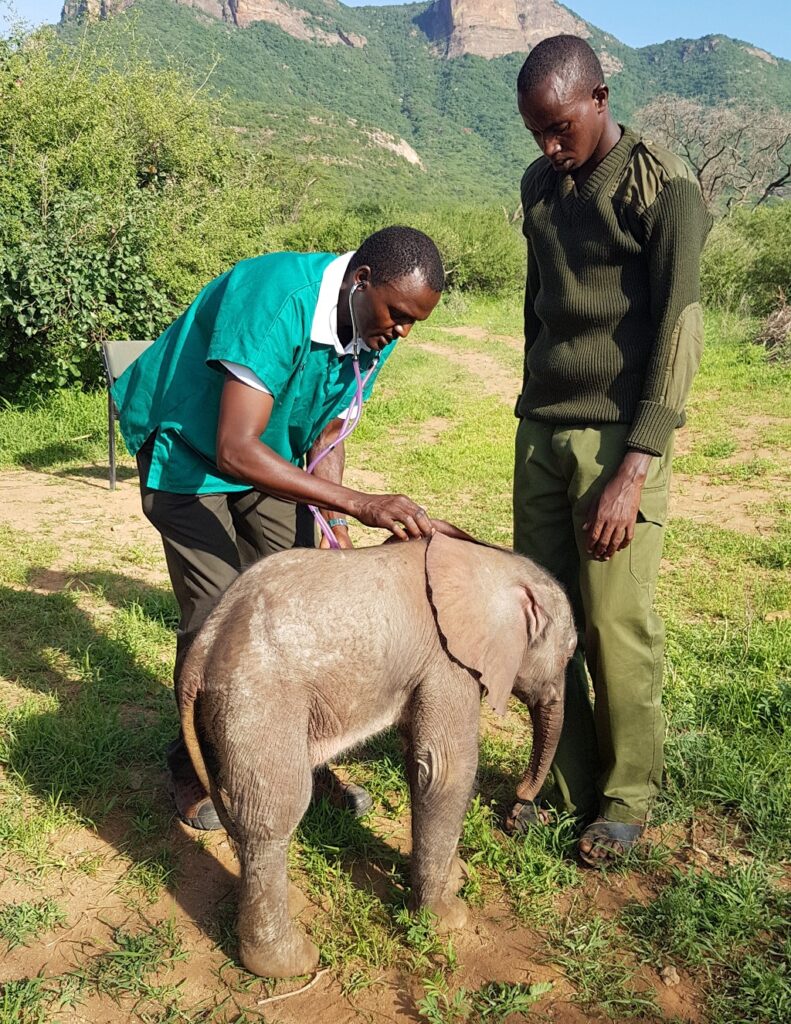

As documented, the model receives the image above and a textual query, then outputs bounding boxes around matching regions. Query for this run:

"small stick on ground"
[257,968,329,1005]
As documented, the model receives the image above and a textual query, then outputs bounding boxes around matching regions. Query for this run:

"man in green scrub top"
[113,226,446,830]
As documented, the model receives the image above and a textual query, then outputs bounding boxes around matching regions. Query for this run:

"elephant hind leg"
[404,669,480,931]
[228,735,318,979]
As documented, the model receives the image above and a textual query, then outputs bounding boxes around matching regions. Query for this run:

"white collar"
[310,251,371,355]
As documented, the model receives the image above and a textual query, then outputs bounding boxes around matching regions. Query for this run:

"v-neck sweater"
[517,126,713,456]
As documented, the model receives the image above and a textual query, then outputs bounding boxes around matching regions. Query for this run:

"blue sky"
[16,0,791,61]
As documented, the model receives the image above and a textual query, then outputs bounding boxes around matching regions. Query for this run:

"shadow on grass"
[0,571,435,969]
[6,455,137,488]
[0,573,243,956]
[57,464,138,484]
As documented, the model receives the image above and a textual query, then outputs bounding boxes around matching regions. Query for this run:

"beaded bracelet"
[327,517,349,529]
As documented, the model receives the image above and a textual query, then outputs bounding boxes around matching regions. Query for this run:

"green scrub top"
[112,251,394,494]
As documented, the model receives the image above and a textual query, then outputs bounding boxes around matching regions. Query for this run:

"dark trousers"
[136,437,315,699]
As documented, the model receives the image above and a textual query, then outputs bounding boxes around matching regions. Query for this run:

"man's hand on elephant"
[352,494,434,540]
[583,452,653,561]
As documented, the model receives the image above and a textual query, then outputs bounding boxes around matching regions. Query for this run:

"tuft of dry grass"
[754,293,791,363]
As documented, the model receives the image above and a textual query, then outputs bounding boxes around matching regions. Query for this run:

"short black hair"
[517,35,604,100]
[350,226,445,293]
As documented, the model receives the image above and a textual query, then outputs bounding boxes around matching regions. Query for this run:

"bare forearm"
[583,450,655,560]
[215,377,433,540]
[308,423,346,519]
[217,436,363,517]
[619,450,653,483]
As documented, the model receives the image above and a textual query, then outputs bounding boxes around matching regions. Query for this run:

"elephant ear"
[424,532,547,716]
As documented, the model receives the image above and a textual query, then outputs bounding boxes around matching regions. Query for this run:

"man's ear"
[354,266,371,290]
[593,84,609,112]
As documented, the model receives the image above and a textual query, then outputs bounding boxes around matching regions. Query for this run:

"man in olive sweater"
[509,35,712,864]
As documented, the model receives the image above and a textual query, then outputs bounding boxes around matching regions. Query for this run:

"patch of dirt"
[0,467,164,584]
[434,324,524,350]
[417,416,451,443]
[435,325,490,341]
[670,477,778,534]
[416,342,520,402]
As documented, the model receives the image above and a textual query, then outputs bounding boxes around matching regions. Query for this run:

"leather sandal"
[166,736,222,831]
[578,817,643,867]
[504,800,554,835]
[167,775,222,831]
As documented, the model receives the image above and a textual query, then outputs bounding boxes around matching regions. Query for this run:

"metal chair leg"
[108,391,116,491]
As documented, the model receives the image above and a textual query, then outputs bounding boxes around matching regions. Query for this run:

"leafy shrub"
[701,204,791,316]
[0,27,307,399]
[754,295,791,364]
[0,21,525,402]
[280,203,525,295]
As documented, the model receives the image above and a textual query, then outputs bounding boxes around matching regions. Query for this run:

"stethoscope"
[305,281,380,548]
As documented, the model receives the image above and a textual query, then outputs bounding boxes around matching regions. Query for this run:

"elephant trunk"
[514,699,564,803]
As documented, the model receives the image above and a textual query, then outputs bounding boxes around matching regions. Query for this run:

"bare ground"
[1,330,788,1022]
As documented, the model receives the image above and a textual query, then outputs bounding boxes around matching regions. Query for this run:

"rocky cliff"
[416,0,590,59]
[63,0,591,57]
[61,0,366,46]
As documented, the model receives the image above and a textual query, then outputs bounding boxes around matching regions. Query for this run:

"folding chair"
[100,339,154,490]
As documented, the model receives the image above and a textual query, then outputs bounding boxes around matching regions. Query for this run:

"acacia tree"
[636,96,791,210]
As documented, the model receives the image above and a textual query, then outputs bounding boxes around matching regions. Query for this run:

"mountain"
[57,0,791,206]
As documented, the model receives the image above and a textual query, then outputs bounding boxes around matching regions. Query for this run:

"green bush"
[280,203,525,295]
[0,27,307,399]
[0,23,525,402]
[701,204,791,316]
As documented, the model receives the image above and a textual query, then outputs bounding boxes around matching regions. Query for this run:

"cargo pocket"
[629,459,669,585]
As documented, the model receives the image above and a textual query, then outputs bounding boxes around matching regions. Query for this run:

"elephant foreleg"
[403,671,480,931]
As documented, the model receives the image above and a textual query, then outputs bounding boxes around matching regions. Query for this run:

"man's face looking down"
[518,73,609,175]
[340,268,441,352]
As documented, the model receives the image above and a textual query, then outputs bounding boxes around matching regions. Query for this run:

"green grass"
[0,920,187,1022]
[0,898,66,950]
[416,972,553,1023]
[623,864,791,1023]
[548,910,660,1018]
[0,390,110,472]
[0,302,789,1022]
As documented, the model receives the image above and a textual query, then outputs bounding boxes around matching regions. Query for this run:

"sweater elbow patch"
[662,302,704,412]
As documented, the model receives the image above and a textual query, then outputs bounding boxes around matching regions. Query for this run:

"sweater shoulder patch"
[612,140,696,218]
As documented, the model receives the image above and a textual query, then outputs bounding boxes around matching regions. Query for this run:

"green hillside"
[57,0,791,206]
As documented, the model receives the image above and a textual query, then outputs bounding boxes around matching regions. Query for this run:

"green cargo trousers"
[513,420,673,825]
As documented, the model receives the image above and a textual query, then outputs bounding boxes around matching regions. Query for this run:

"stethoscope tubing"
[306,283,379,548]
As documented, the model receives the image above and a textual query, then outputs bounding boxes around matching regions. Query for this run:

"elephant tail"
[179,655,239,841]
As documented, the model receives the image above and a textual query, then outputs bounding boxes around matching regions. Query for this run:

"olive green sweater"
[517,126,713,456]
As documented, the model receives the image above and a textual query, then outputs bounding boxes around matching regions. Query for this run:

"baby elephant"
[180,532,576,979]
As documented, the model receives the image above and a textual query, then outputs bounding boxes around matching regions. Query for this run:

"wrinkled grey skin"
[180,532,576,979]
